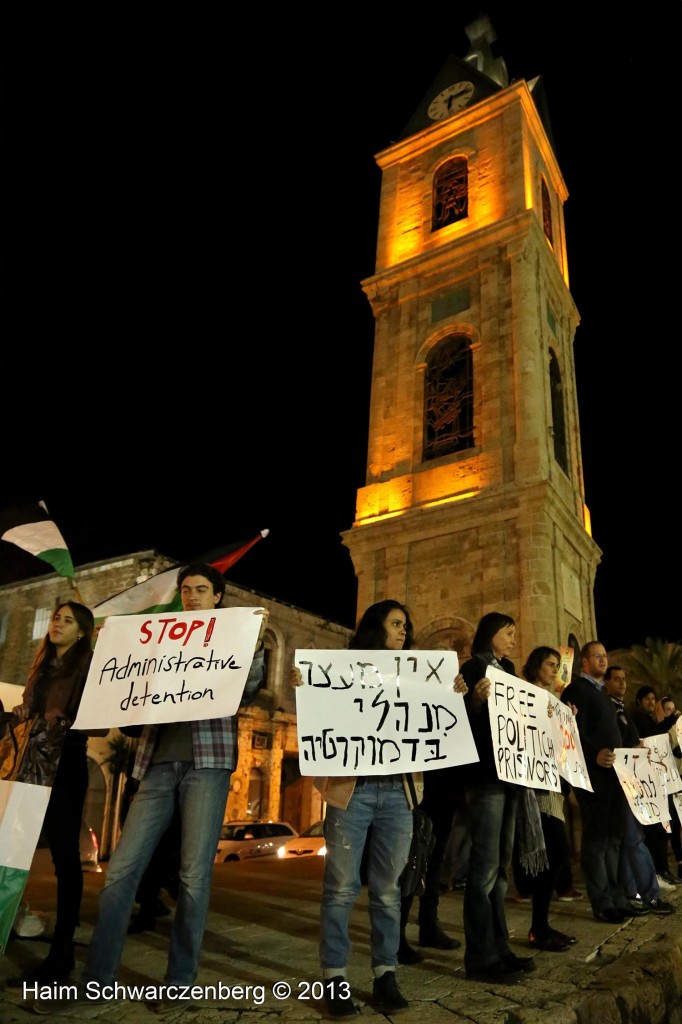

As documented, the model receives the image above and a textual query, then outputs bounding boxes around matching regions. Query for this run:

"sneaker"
[659,870,682,886]
[323,977,358,1018]
[146,985,197,1014]
[372,972,408,1013]
[656,874,676,891]
[647,897,675,915]
[513,894,531,904]
[556,887,583,902]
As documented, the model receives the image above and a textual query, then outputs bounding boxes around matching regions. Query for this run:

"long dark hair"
[349,600,414,651]
[27,601,94,698]
[522,645,561,683]
[471,611,515,657]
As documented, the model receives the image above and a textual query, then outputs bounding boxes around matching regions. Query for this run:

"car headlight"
[318,845,327,856]
[277,846,286,858]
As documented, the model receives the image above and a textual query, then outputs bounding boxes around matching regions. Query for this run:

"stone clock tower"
[343,17,601,661]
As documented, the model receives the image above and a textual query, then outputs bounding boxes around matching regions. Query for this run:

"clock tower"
[343,17,601,660]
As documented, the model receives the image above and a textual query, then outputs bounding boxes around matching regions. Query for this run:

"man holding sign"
[561,642,636,924]
[41,564,267,1013]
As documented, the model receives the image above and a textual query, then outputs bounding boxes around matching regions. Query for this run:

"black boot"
[418,921,461,950]
[397,932,424,964]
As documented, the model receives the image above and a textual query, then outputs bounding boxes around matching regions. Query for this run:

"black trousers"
[42,740,88,946]
[514,812,570,936]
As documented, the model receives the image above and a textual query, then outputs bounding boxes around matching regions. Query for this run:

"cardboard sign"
[546,692,593,792]
[73,607,263,729]
[487,667,563,792]
[294,650,478,776]
[641,733,682,795]
[613,748,671,827]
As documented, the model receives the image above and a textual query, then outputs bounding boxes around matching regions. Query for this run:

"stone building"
[0,550,351,856]
[343,18,601,662]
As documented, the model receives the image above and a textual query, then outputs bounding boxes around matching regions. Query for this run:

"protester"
[630,686,682,887]
[458,612,537,984]
[35,564,267,1014]
[603,666,674,915]
[561,642,638,923]
[9,601,104,984]
[293,600,422,1017]
[516,646,577,950]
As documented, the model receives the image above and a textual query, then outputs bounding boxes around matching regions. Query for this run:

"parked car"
[277,820,326,859]
[214,820,298,863]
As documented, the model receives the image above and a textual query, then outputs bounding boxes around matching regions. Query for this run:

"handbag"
[398,775,435,898]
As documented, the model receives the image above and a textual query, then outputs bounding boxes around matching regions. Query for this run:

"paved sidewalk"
[2,856,682,1022]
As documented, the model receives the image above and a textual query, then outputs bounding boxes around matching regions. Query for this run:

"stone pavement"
[2,855,682,1023]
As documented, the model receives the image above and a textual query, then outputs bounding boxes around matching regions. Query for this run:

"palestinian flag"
[93,529,269,620]
[0,780,51,952]
[0,501,75,579]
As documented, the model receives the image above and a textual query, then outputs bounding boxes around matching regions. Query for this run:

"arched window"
[541,177,553,247]
[432,157,468,231]
[423,335,474,461]
[549,349,568,473]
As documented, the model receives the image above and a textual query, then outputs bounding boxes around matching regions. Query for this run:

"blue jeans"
[463,782,517,970]
[619,807,659,901]
[320,779,413,970]
[84,763,230,985]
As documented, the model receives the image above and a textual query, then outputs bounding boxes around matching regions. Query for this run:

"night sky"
[1,7,678,651]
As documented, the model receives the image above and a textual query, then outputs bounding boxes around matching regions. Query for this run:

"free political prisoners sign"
[72,608,263,729]
[487,666,592,793]
[294,650,479,776]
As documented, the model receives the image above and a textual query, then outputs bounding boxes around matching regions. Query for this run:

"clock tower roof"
[399,14,555,148]
[399,53,501,140]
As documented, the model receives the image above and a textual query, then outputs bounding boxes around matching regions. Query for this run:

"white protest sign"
[73,607,263,729]
[487,667,560,791]
[642,733,682,795]
[613,748,672,827]
[546,693,593,792]
[294,649,478,776]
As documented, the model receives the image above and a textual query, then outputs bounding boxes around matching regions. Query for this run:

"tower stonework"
[343,36,601,658]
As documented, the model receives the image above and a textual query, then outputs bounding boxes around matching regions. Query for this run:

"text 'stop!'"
[72,607,263,730]
[294,649,478,776]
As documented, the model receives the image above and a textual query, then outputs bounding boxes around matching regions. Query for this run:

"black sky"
[1,6,679,651]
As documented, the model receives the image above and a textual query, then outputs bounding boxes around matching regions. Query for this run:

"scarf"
[515,786,549,876]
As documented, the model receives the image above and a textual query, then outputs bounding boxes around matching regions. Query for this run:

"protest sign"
[556,647,574,692]
[641,733,682,795]
[613,748,671,827]
[545,692,593,792]
[294,650,478,776]
[73,607,263,730]
[487,667,561,791]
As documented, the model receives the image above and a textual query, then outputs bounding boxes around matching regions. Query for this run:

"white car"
[277,820,326,859]
[214,820,298,863]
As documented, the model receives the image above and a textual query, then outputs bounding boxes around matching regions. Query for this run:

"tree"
[627,638,682,708]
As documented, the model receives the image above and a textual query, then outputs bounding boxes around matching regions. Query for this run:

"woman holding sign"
[295,600,418,1018]
[459,611,538,984]
[518,646,577,951]
[8,602,101,985]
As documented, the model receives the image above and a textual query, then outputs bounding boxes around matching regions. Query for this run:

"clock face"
[427,81,475,121]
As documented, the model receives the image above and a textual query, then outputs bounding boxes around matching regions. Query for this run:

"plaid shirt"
[132,649,265,780]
